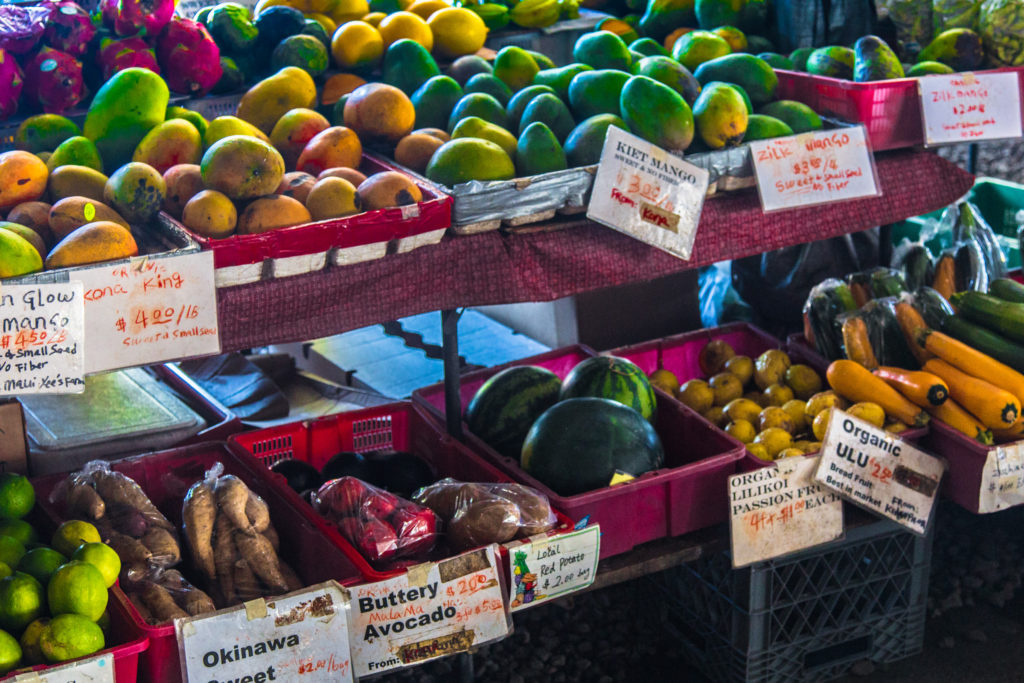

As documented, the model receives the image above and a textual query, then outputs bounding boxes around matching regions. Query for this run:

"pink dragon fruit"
[42,1,96,57]
[0,49,23,119]
[23,46,84,114]
[101,0,174,37]
[98,36,160,80]
[0,5,50,55]
[156,19,222,97]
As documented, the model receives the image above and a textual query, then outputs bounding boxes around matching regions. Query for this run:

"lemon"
[762,382,795,407]
[0,628,20,674]
[51,521,101,561]
[0,521,35,548]
[17,548,65,586]
[848,401,885,428]
[429,6,487,57]
[724,397,761,424]
[747,443,771,461]
[649,368,680,396]
[754,349,791,389]
[47,562,107,621]
[775,448,804,459]
[71,543,120,589]
[759,406,796,434]
[331,21,384,69]
[678,379,713,413]
[698,339,735,375]
[330,0,370,22]
[805,390,844,419]
[724,355,753,386]
[0,538,24,570]
[710,372,743,406]
[812,408,832,441]
[752,427,792,458]
[19,617,46,665]
[784,364,823,400]
[0,474,34,521]
[0,572,44,633]
[363,10,386,25]
[725,419,756,443]
[39,613,103,663]
[409,0,450,19]
[703,406,728,428]
[377,11,433,50]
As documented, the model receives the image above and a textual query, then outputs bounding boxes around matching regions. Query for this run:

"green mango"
[597,17,639,44]
[528,50,556,70]
[493,46,540,91]
[448,92,508,132]
[208,4,257,53]
[412,76,465,131]
[639,0,696,42]
[692,81,747,148]
[564,114,627,166]
[300,18,330,49]
[384,40,441,95]
[212,57,245,95]
[84,67,170,172]
[633,55,701,105]
[918,28,984,71]
[448,55,493,86]
[573,31,632,71]
[805,46,855,79]
[451,116,518,158]
[671,30,731,72]
[516,121,567,176]
[743,114,793,141]
[629,38,669,58]
[568,69,630,120]
[907,60,955,76]
[166,106,209,139]
[426,138,515,187]
[464,73,513,106]
[789,47,814,71]
[704,80,750,114]
[519,93,575,141]
[758,52,794,70]
[853,35,904,81]
[331,94,350,126]
[695,0,744,30]
[620,75,694,151]
[47,136,102,172]
[14,114,80,153]
[533,64,593,100]
[506,85,557,125]
[758,100,823,133]
[694,53,777,104]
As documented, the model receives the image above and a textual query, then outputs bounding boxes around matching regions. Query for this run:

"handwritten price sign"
[919,71,1023,145]
[0,283,84,395]
[587,126,709,260]
[503,526,600,611]
[977,441,1024,513]
[748,126,880,212]
[74,251,219,373]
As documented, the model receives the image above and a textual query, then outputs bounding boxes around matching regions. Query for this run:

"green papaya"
[757,100,822,133]
[853,35,904,81]
[506,85,557,126]
[918,28,984,71]
[619,75,694,151]
[84,67,169,171]
[573,31,632,71]
[564,114,628,166]
[568,69,631,119]
[632,56,701,105]
[742,114,793,141]
[519,93,575,141]
[493,46,540,92]
[693,53,777,104]
[533,64,593,101]
[695,0,744,30]
[448,92,508,132]
[412,76,464,131]
[517,121,568,176]
[464,73,513,106]
[907,60,955,76]
[639,0,696,42]
[384,39,441,95]
[806,46,855,79]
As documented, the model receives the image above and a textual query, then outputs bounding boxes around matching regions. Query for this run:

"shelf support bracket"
[441,308,464,441]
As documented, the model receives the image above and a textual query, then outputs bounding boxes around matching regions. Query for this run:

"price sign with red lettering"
[74,251,219,373]
[919,71,1023,145]
[814,410,945,535]
[0,283,84,395]
[587,126,709,260]
[748,126,880,212]
[348,545,510,677]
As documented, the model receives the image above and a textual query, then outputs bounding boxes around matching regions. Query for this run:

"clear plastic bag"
[979,0,1024,66]
[933,0,982,31]
[803,278,858,361]
[878,0,934,54]
[133,568,216,624]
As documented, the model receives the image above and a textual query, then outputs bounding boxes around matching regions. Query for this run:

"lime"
[0,474,34,520]
[0,537,25,569]
[71,543,120,588]
[18,617,47,665]
[0,562,10,581]
[0,628,21,674]
[0,521,36,547]
[39,613,103,663]
[51,521,100,558]
[17,548,66,586]
[47,562,108,621]
[0,571,45,633]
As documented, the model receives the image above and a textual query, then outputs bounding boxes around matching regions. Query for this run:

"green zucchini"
[950,291,1024,342]
[941,316,1024,373]
[914,286,955,329]
[990,278,1024,304]
[869,268,908,299]
[901,245,934,292]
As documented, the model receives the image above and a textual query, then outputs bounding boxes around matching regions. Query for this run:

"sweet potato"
[159,571,216,617]
[212,513,235,600]
[141,527,181,566]
[129,594,155,624]
[233,559,262,602]
[245,491,271,533]
[141,583,188,622]
[279,561,304,592]
[66,483,105,520]
[216,476,253,534]
[92,470,173,530]
[233,529,288,593]
[183,480,216,580]
[105,529,152,565]
[261,524,279,553]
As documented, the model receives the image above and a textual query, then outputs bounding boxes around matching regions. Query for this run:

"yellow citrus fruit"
[752,427,792,458]
[812,409,832,441]
[0,628,20,674]
[785,363,823,400]
[0,521,35,547]
[20,617,47,665]
[746,443,771,461]
[724,397,762,424]
[649,368,680,395]
[377,11,433,50]
[678,379,714,413]
[703,406,728,428]
[781,399,808,433]
[725,419,756,443]
[710,372,743,406]
[409,0,449,19]
[331,21,384,70]
[0,572,44,633]
[71,543,121,589]
[698,339,735,375]
[759,406,796,434]
[16,548,64,586]
[428,7,487,58]
[39,613,104,663]
[47,561,108,621]
[363,10,386,25]
[0,474,34,521]
[775,448,804,460]
[805,390,845,418]
[762,383,794,407]
[51,521,100,559]
[724,355,753,386]
[848,401,886,428]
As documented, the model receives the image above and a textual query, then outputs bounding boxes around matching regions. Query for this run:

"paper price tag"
[503,525,600,610]
[75,251,220,373]
[348,545,510,677]
[815,410,945,535]
[729,457,843,568]
[176,581,352,683]
[978,441,1024,513]
[13,653,114,682]
[919,71,1023,144]
[0,283,84,395]
[748,126,880,212]
[587,126,709,260]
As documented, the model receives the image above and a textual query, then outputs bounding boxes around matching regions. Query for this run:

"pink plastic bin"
[33,443,366,683]
[411,346,746,559]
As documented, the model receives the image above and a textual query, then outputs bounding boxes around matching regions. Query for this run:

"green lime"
[0,537,26,570]
[0,562,11,581]
[40,613,103,663]
[0,474,34,520]
[0,571,45,633]
[0,521,36,547]
[47,562,108,621]
[51,521,100,558]
[17,548,66,586]
[18,617,47,665]
[0,627,21,673]
[71,543,120,588]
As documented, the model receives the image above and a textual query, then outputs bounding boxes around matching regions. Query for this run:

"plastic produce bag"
[980,0,1024,65]
[896,245,935,292]
[0,5,50,54]
[951,201,1008,281]
[131,568,216,624]
[315,476,438,564]
[878,0,934,54]
[803,278,858,361]
[414,478,558,551]
[933,0,982,30]
[863,297,921,368]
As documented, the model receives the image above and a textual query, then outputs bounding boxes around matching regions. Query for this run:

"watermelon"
[559,356,657,421]
[522,397,664,496]
[465,365,561,460]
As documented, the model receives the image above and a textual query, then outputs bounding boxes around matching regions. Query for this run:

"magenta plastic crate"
[150,364,241,444]
[411,346,746,559]
[228,402,575,583]
[32,443,366,683]
[923,422,1022,513]
[776,67,1024,151]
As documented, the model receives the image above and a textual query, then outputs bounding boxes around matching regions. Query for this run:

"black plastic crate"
[648,518,932,682]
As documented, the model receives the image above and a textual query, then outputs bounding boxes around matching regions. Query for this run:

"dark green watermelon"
[559,356,656,421]
[522,397,664,495]
[253,5,307,55]
[465,365,561,460]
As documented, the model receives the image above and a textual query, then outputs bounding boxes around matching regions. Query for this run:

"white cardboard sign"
[504,525,600,610]
[587,126,709,260]
[748,126,880,212]
[75,251,220,374]
[15,653,115,682]
[348,546,510,677]
[977,441,1024,513]
[729,456,844,568]
[919,71,1023,145]
[815,410,945,535]
[0,283,84,395]
[176,582,352,683]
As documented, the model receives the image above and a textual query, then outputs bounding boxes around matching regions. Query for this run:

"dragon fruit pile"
[0,0,221,120]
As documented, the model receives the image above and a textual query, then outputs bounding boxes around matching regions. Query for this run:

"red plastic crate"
[228,402,574,582]
[922,422,1020,513]
[150,364,241,444]
[32,443,365,683]
[775,67,1024,151]
[411,346,746,559]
